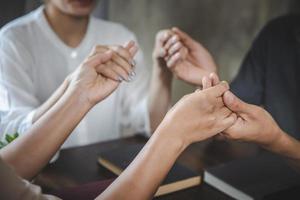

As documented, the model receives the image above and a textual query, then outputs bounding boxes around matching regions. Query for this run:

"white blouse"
[0,7,150,148]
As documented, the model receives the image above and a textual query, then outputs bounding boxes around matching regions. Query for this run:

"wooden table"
[35,135,260,199]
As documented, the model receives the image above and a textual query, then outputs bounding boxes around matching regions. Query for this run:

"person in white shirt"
[0,0,212,148]
[0,0,144,148]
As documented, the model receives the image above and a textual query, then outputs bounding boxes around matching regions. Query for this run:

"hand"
[156,81,237,147]
[222,91,282,145]
[90,41,138,82]
[152,29,176,78]
[202,73,282,146]
[162,27,218,85]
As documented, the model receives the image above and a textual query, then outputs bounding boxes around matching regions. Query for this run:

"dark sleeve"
[230,23,270,105]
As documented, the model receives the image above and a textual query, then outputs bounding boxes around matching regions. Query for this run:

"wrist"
[153,62,173,85]
[153,123,189,155]
[63,86,93,112]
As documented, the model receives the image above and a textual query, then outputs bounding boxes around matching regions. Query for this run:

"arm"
[148,31,174,132]
[148,28,219,132]
[98,82,236,200]
[202,74,300,169]
[264,129,300,169]
[0,47,135,179]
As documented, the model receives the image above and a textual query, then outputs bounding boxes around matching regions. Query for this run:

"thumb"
[124,40,138,57]
[172,27,198,50]
[223,91,252,114]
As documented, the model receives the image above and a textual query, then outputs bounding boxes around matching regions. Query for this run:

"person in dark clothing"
[230,15,300,139]
[153,15,300,172]
[159,15,300,139]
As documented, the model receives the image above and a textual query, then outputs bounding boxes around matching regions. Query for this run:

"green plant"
[0,133,19,149]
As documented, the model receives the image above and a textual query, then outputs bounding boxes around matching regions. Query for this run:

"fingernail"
[221,81,229,89]
[130,71,136,77]
[117,76,123,82]
[171,35,177,43]
[127,76,133,82]
[130,60,136,67]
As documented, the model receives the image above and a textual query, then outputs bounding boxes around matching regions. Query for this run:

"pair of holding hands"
[154,27,282,147]
[159,72,282,148]
[66,30,282,150]
[66,41,138,106]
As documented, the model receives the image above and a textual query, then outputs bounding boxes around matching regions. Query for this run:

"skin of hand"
[98,81,236,200]
[161,27,218,85]
[158,81,237,146]
[32,41,138,123]
[0,50,132,179]
[202,73,282,146]
[203,73,300,170]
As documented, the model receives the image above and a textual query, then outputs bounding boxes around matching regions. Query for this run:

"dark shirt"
[231,15,300,139]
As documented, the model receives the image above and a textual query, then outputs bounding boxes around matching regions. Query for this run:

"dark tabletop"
[35,135,260,200]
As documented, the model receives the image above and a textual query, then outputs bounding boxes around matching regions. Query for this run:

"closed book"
[204,152,300,200]
[98,143,201,197]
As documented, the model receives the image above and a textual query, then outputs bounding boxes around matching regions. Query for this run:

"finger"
[220,112,237,129]
[205,81,229,97]
[217,107,232,119]
[168,41,182,56]
[124,40,139,57]
[172,27,198,50]
[124,40,135,50]
[223,91,254,114]
[167,46,188,67]
[209,73,220,86]
[85,51,112,68]
[166,52,181,68]
[202,76,212,89]
[164,34,180,51]
[129,45,139,58]
[110,45,133,64]
[95,46,134,74]
[110,62,131,82]
[158,30,173,44]
[110,51,133,76]
[97,63,123,82]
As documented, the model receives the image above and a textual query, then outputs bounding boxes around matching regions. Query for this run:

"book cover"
[98,143,201,196]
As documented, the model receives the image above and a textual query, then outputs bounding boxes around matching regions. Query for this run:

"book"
[204,152,300,200]
[97,143,201,197]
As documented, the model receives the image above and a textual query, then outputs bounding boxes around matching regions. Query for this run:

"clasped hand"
[65,41,138,106]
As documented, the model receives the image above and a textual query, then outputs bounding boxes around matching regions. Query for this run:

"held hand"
[67,50,125,106]
[90,41,138,82]
[222,91,282,145]
[202,73,282,145]
[156,81,237,147]
[162,27,218,85]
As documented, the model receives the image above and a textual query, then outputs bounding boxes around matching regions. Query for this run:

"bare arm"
[148,61,173,133]
[148,31,174,132]
[32,78,69,123]
[0,48,135,180]
[98,82,236,200]
[263,129,300,170]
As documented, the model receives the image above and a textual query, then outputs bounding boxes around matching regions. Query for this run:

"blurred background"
[1,0,300,103]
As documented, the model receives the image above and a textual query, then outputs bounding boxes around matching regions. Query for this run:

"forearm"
[32,78,69,123]
[148,62,173,133]
[98,126,186,200]
[263,129,300,169]
[0,87,91,179]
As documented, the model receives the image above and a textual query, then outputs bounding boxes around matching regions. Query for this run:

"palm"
[72,67,119,105]
[173,59,209,85]
[89,71,119,104]
[187,44,217,72]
